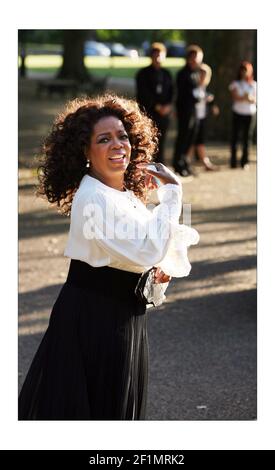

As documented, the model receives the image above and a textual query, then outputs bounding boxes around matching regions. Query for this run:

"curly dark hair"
[36,93,159,215]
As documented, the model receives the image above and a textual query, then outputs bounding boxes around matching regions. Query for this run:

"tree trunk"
[57,30,90,81]
[19,47,26,78]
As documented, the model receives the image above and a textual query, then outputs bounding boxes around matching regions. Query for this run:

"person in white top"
[19,93,199,421]
[229,61,257,169]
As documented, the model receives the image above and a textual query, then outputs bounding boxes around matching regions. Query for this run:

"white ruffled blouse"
[64,174,199,277]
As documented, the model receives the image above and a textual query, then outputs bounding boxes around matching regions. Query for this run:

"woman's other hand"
[136,162,181,186]
[154,266,172,284]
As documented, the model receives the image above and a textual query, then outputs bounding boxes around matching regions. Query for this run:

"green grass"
[20,55,185,79]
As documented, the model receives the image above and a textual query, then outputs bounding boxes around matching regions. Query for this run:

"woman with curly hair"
[19,93,199,420]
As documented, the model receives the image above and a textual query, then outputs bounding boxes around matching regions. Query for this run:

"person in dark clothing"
[136,42,173,164]
[173,45,204,176]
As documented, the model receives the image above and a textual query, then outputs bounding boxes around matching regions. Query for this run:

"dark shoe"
[175,167,195,177]
[179,169,191,177]
[174,157,195,176]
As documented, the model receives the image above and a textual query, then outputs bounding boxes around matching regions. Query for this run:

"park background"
[18,29,257,420]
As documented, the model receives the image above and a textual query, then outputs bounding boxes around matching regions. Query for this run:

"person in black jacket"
[136,42,173,163]
[173,45,204,176]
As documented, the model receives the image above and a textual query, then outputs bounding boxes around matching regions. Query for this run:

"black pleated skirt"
[18,260,149,420]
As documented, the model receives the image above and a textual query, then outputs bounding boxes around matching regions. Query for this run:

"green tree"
[96,29,185,47]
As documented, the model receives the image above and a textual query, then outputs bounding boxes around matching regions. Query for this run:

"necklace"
[124,190,137,209]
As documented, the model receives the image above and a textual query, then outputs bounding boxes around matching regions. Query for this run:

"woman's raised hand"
[153,266,172,284]
[136,162,181,186]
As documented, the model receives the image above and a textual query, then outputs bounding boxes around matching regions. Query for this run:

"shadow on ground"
[147,287,256,420]
[19,283,63,317]
[19,210,69,239]
[184,255,256,282]
[192,203,256,225]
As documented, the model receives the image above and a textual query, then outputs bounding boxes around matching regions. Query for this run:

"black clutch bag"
[135,267,169,307]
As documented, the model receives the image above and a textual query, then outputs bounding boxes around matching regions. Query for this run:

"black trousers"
[173,112,198,171]
[230,111,256,167]
[151,112,170,164]
[195,118,207,145]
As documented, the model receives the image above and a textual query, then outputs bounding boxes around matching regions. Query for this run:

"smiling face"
[87,115,132,185]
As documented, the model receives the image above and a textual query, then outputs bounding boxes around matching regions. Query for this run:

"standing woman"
[19,94,199,420]
[229,61,257,169]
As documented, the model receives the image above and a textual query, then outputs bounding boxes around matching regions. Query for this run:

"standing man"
[173,45,204,176]
[136,42,173,164]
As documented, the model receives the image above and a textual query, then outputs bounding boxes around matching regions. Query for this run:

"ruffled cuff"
[154,222,200,278]
[156,183,182,222]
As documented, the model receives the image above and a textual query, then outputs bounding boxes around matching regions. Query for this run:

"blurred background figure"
[189,63,220,171]
[136,42,173,164]
[229,61,257,169]
[173,44,204,176]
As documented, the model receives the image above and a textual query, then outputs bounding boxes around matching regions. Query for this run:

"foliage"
[18,30,63,45]
[19,29,186,48]
[96,29,185,46]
